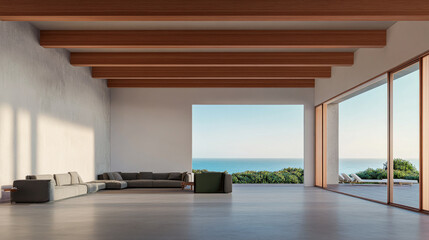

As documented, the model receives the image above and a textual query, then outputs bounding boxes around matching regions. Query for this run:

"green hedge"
[192,168,304,184]
[355,158,419,181]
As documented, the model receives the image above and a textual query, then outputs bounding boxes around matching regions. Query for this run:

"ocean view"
[192,158,420,174]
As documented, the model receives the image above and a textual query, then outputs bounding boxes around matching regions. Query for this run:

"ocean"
[192,158,420,174]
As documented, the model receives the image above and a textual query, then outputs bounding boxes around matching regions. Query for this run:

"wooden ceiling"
[1,0,422,88]
[1,0,429,21]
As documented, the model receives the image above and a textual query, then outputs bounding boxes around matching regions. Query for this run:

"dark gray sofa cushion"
[168,172,182,180]
[104,180,127,189]
[153,173,169,180]
[152,180,182,188]
[126,180,153,188]
[106,172,115,180]
[106,172,123,181]
[139,172,153,179]
[120,172,139,180]
[112,172,123,181]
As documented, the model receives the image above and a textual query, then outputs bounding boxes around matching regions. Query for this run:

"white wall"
[111,88,315,186]
[315,21,429,105]
[0,22,110,187]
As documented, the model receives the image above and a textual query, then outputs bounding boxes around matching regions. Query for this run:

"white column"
[327,103,339,185]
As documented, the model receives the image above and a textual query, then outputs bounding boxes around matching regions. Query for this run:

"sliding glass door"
[326,76,388,203]
[391,62,420,208]
[316,53,429,212]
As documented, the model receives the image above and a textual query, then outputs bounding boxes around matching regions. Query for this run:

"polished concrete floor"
[1,185,429,240]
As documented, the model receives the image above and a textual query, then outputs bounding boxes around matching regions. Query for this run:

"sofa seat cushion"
[54,173,72,186]
[152,180,182,188]
[84,182,106,193]
[91,180,127,189]
[105,181,127,189]
[126,180,153,188]
[74,184,88,195]
[53,185,86,201]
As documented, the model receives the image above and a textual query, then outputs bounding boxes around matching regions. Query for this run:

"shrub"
[193,168,304,184]
[192,169,209,174]
[356,168,387,180]
[357,158,419,181]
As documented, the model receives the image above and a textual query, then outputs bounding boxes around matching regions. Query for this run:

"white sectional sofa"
[11,172,105,203]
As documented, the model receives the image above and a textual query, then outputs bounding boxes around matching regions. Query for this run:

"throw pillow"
[168,172,182,180]
[112,172,123,181]
[103,173,110,180]
[69,172,82,184]
[106,172,115,180]
[181,172,188,181]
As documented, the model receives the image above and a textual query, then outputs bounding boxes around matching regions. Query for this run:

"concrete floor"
[1,185,429,240]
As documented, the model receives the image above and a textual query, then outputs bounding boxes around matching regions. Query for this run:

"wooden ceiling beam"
[1,0,429,21]
[92,66,331,79]
[107,79,315,88]
[71,52,354,67]
[41,30,386,49]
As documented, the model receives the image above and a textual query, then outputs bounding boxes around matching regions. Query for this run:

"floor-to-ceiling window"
[326,76,388,202]
[317,53,429,212]
[192,105,304,184]
[391,62,420,208]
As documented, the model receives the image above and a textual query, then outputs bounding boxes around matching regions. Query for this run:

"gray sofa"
[10,171,194,203]
[96,172,192,188]
[11,172,106,203]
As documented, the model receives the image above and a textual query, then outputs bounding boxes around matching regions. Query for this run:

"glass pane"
[192,105,304,184]
[327,76,388,203]
[392,62,420,208]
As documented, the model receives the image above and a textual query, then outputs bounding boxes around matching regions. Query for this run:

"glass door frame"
[315,51,429,214]
[388,59,420,209]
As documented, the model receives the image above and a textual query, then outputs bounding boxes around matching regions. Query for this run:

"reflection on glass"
[327,76,388,203]
[392,62,420,208]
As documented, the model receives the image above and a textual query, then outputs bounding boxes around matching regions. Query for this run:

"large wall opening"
[192,105,304,184]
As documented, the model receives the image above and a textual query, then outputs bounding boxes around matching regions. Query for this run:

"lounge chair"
[350,173,418,185]
[341,173,354,183]
[339,174,345,183]
[350,173,380,184]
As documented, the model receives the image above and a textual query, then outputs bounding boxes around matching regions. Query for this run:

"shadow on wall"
[0,21,110,188]
[0,98,98,188]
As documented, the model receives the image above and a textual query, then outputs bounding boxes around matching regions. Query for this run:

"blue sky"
[339,64,420,160]
[192,105,304,158]
[192,66,419,160]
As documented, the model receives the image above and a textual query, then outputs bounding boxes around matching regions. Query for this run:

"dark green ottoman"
[194,172,232,193]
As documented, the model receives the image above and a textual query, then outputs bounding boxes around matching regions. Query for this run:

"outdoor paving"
[328,183,419,208]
